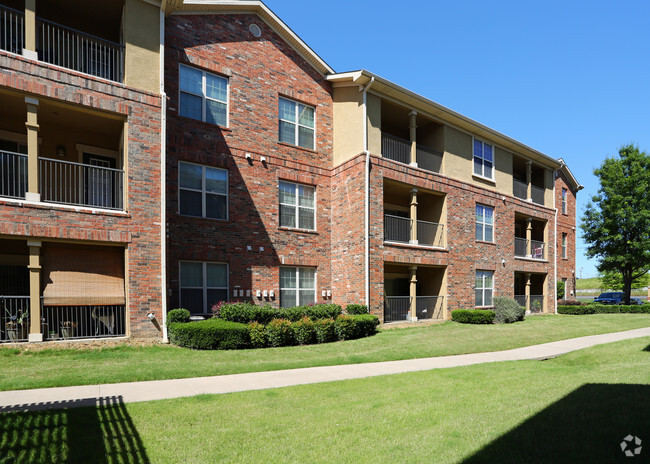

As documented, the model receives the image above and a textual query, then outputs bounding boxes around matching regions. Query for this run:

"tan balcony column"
[525,160,532,201]
[526,217,533,258]
[25,97,40,202]
[525,273,531,314]
[410,188,418,245]
[409,266,418,322]
[23,0,38,60]
[409,110,417,167]
[28,240,42,342]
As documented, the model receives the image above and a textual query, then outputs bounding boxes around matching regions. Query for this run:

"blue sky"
[265,0,650,278]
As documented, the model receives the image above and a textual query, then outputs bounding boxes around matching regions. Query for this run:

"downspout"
[362,76,375,308]
[553,169,558,314]
[160,7,168,342]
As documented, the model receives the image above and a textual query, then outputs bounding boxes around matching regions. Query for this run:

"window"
[278,97,315,150]
[562,233,567,258]
[475,204,494,242]
[475,270,494,307]
[179,261,228,314]
[179,64,228,126]
[280,267,316,308]
[473,138,493,179]
[279,181,315,230]
[561,188,567,214]
[179,162,228,220]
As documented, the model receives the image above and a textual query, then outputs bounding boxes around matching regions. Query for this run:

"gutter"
[362,77,375,308]
[160,8,168,342]
[553,170,558,314]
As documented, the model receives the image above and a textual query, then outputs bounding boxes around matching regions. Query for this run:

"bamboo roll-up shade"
[42,244,125,306]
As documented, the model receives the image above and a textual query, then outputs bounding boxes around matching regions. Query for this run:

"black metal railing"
[416,144,443,173]
[417,220,445,248]
[415,295,444,319]
[384,214,411,243]
[381,133,410,165]
[384,296,411,322]
[0,150,27,199]
[42,304,126,340]
[529,295,544,313]
[513,178,527,200]
[514,295,527,308]
[37,17,124,82]
[0,5,24,54]
[531,185,545,205]
[0,296,30,342]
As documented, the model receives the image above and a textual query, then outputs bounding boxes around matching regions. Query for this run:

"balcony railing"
[417,220,445,247]
[0,150,27,199]
[384,296,411,322]
[0,5,24,54]
[0,296,29,343]
[416,145,442,173]
[514,238,545,259]
[37,18,124,82]
[381,133,410,165]
[384,214,445,248]
[42,304,126,340]
[514,295,527,308]
[531,185,545,205]
[415,295,444,319]
[39,157,124,210]
[529,295,544,313]
[513,178,527,200]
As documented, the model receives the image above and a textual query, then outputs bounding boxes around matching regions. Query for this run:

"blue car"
[593,292,625,304]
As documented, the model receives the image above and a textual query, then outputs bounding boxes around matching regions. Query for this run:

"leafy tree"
[581,144,650,304]
[599,271,649,291]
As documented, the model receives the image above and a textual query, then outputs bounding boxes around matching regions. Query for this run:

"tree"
[581,144,650,304]
[599,271,649,291]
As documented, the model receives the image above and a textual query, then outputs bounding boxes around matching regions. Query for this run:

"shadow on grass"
[0,396,149,464]
[643,344,650,352]
[462,384,649,464]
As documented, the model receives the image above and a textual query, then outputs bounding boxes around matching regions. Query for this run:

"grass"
[0,314,649,391]
[575,276,603,290]
[1,336,649,463]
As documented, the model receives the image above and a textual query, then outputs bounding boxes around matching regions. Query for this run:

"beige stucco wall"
[123,0,160,93]
[367,93,382,156]
[332,86,364,165]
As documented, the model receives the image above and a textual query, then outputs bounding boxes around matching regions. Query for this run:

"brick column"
[409,266,418,322]
[25,96,40,202]
[409,110,417,167]
[27,240,42,342]
[525,160,532,201]
[409,188,418,245]
[23,0,38,60]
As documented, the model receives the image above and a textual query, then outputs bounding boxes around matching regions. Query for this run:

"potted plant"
[5,310,29,341]
[60,321,76,339]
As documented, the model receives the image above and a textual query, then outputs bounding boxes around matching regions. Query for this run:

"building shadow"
[462,383,650,463]
[0,396,149,464]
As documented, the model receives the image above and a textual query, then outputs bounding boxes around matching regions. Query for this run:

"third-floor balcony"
[512,156,547,206]
[381,133,443,174]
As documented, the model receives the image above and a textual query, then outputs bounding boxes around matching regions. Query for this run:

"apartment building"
[0,0,164,341]
[0,0,580,342]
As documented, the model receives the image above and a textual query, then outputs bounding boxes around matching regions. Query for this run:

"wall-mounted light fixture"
[56,145,66,157]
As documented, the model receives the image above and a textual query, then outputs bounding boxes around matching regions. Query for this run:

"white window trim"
[473,138,495,181]
[562,233,568,259]
[475,204,494,242]
[179,261,229,315]
[179,64,229,127]
[475,270,494,308]
[280,266,317,308]
[279,180,316,231]
[278,96,315,150]
[178,161,229,220]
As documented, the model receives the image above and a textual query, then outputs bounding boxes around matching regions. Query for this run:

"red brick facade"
[556,170,579,299]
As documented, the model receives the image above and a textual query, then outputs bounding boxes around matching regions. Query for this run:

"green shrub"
[218,302,260,323]
[451,309,495,324]
[300,304,343,321]
[557,280,565,300]
[314,318,337,343]
[168,319,249,350]
[167,308,190,324]
[219,302,342,324]
[334,314,356,340]
[493,297,526,323]
[265,318,294,347]
[292,316,316,345]
[558,304,650,315]
[349,314,379,337]
[248,321,267,348]
[346,304,369,315]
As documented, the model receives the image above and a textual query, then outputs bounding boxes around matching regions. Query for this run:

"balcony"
[531,185,545,205]
[513,178,527,200]
[384,295,444,322]
[514,238,545,260]
[0,4,124,82]
[0,151,124,210]
[384,214,445,248]
[514,272,546,314]
[381,132,443,174]
[0,296,29,342]
[42,303,126,340]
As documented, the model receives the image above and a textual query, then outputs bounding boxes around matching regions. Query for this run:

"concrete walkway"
[2,327,649,412]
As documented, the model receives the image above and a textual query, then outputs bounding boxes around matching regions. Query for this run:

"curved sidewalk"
[2,326,649,412]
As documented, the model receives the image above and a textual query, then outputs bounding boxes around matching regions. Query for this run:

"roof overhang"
[165,1,334,76]
[328,70,563,170]
[557,158,584,192]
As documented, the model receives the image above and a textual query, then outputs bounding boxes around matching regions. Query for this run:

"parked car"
[630,298,645,305]
[593,292,625,304]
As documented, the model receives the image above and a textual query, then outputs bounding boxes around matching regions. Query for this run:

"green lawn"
[1,314,649,391]
[2,336,649,463]
[575,276,602,290]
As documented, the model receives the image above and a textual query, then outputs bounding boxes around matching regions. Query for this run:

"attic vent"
[249,23,262,38]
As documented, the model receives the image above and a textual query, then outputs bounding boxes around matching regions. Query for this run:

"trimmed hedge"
[493,297,525,323]
[558,304,650,315]
[314,318,337,344]
[266,319,294,347]
[167,308,190,324]
[451,309,495,324]
[219,302,342,324]
[349,314,380,338]
[292,316,316,345]
[346,304,369,315]
[168,319,250,350]
[248,321,267,348]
